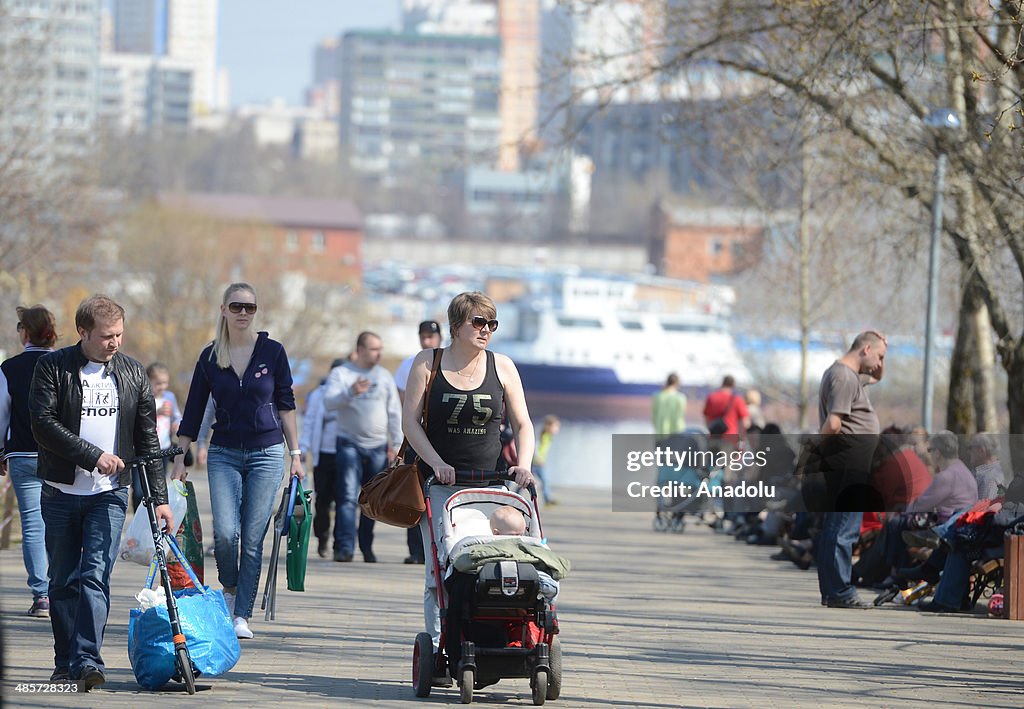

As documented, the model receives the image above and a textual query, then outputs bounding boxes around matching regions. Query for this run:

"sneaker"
[50,668,70,682]
[334,550,353,562]
[317,537,329,559]
[28,597,50,618]
[362,550,377,563]
[78,664,106,690]
[404,556,425,565]
[223,591,235,616]
[233,616,254,639]
[825,595,873,609]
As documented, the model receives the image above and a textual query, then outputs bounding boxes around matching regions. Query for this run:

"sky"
[218,2,399,106]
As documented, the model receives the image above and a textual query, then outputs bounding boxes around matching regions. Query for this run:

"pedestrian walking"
[703,375,751,436]
[29,295,173,688]
[402,291,535,667]
[171,282,304,640]
[298,358,345,558]
[652,373,687,437]
[323,331,403,563]
[0,305,59,618]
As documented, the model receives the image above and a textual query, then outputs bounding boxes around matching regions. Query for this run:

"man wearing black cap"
[393,320,443,564]
[298,358,347,558]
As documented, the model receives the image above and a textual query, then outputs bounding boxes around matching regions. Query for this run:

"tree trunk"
[946,306,974,435]
[971,298,998,433]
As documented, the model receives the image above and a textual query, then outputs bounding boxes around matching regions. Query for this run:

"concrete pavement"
[1,479,1021,708]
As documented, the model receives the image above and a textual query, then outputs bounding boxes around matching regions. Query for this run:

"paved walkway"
[1,480,1021,708]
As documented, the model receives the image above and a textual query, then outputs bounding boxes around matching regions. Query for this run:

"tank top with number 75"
[423,349,504,472]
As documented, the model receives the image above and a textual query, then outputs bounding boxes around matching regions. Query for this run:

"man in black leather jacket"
[29,295,174,690]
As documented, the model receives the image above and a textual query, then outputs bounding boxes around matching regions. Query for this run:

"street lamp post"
[921,108,960,433]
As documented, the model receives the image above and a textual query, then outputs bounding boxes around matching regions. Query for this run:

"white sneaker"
[233,616,253,639]
[223,591,235,616]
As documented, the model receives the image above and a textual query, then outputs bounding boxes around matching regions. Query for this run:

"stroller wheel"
[531,669,548,706]
[546,637,562,700]
[413,632,433,697]
[459,667,474,704]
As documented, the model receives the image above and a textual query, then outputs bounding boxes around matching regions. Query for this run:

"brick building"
[160,192,363,287]
[650,201,765,282]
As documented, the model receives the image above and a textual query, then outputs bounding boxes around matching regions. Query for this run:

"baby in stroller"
[486,507,560,603]
[419,484,568,703]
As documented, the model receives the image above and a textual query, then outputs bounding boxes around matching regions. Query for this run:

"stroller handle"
[442,469,537,499]
[122,446,184,468]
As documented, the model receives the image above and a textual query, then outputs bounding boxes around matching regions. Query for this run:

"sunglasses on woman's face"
[227,302,258,315]
[470,316,498,332]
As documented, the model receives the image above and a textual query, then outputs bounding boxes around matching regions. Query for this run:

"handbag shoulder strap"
[723,392,735,417]
[395,348,444,462]
[421,347,444,426]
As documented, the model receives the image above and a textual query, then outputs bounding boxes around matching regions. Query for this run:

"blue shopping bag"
[128,537,240,690]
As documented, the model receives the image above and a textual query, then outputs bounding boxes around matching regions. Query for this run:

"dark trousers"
[312,452,337,545]
[41,484,129,676]
[407,526,424,561]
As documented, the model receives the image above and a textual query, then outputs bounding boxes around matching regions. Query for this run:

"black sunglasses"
[227,302,258,315]
[470,316,498,332]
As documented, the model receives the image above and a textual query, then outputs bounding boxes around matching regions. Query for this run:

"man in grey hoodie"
[324,331,402,562]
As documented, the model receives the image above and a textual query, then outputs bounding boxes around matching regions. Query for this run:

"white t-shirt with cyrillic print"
[48,362,121,496]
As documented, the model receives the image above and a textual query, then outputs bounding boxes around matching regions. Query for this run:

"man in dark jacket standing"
[30,295,173,689]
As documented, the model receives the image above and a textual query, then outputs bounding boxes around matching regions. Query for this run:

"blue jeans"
[41,484,129,676]
[533,463,553,503]
[334,436,387,556]
[932,550,971,608]
[207,443,284,619]
[8,457,48,599]
[816,511,863,602]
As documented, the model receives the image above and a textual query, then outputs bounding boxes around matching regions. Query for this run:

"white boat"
[488,274,750,397]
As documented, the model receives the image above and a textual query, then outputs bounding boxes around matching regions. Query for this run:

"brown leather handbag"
[358,349,442,528]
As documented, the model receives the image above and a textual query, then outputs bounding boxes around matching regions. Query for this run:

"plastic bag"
[128,586,240,689]
[135,587,166,610]
[120,480,189,566]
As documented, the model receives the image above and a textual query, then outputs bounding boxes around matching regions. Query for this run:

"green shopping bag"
[286,480,312,592]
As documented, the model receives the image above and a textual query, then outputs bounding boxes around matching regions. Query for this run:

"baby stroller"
[413,471,562,705]
[653,430,714,534]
